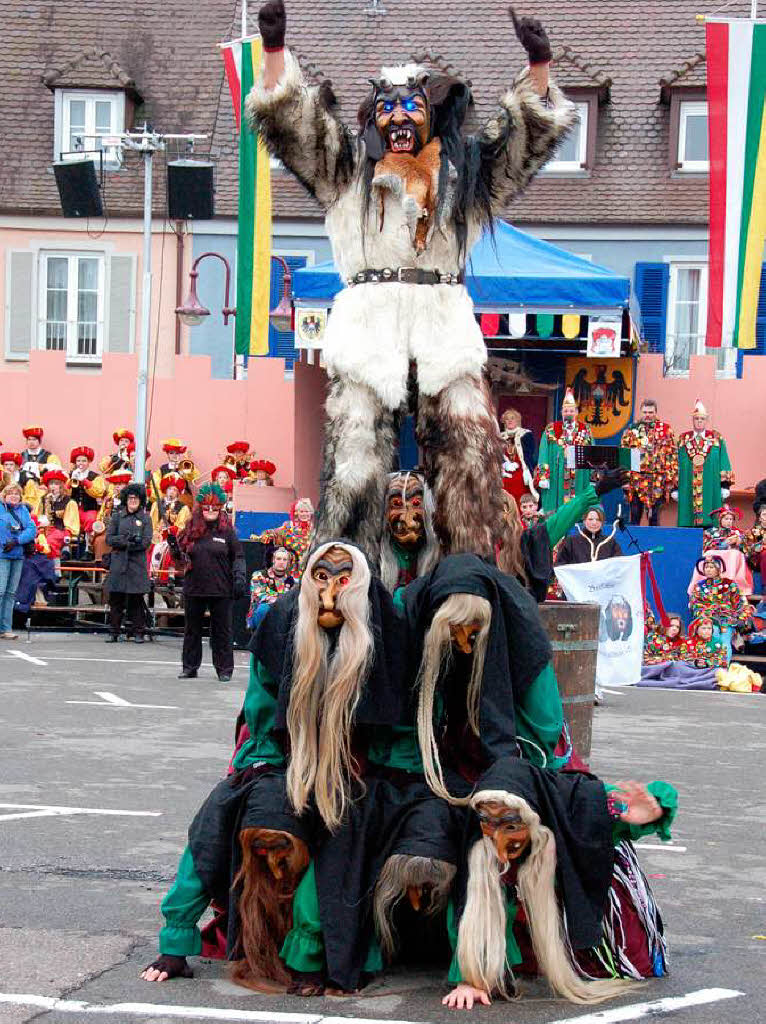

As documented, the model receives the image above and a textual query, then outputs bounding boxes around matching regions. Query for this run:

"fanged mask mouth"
[388,126,415,153]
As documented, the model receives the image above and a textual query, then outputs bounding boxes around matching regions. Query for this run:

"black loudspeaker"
[53,160,104,217]
[232,540,271,649]
[167,160,215,220]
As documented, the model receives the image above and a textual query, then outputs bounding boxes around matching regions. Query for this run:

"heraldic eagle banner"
[565,356,634,439]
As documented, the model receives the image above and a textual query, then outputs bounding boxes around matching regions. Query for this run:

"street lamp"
[176,251,235,326]
[176,253,294,332]
[269,255,294,333]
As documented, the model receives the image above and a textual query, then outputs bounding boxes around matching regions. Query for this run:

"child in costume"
[643,614,684,665]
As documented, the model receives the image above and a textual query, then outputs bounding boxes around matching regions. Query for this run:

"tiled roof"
[42,48,139,95]
[659,52,707,102]
[0,0,754,224]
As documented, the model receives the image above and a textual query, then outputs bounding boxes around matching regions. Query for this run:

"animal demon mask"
[371,66,431,156]
[386,473,426,550]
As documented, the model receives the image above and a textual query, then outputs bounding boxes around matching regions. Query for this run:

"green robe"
[446,780,678,983]
[676,431,733,528]
[536,421,595,515]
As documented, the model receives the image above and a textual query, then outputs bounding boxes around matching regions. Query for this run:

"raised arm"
[478,9,575,214]
[244,1,357,208]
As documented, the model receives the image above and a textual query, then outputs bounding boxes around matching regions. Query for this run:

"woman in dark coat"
[105,483,152,642]
[172,483,246,682]
[554,504,623,568]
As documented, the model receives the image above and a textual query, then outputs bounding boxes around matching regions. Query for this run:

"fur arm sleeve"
[244,49,357,208]
[478,70,575,213]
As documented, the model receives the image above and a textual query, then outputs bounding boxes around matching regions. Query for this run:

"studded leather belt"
[346,267,465,286]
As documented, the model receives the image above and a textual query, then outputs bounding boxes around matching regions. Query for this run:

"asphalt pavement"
[0,633,763,1024]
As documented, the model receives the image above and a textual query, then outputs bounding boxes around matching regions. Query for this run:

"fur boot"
[417,374,504,558]
[314,376,398,562]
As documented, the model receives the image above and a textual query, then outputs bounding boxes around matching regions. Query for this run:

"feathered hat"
[250,459,276,476]
[226,441,250,455]
[70,445,94,464]
[1,452,22,466]
[161,438,187,455]
[22,426,44,440]
[196,482,227,506]
[42,469,68,487]
[160,472,186,494]
[711,504,742,521]
[106,470,133,487]
[113,428,134,445]
[211,464,236,480]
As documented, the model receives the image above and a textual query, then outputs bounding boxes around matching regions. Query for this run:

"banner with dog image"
[555,554,644,688]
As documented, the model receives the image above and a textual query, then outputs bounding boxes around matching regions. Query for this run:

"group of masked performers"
[143,542,677,1005]
[140,1,679,1008]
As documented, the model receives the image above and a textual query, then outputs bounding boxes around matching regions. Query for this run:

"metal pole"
[241,0,248,38]
[133,147,153,484]
[752,0,758,20]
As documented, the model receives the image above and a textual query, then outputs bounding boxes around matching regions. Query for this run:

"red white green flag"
[706,18,766,350]
[220,36,272,356]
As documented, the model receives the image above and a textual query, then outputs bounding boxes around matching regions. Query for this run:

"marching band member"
[39,469,79,562]
[100,429,134,474]
[69,446,106,552]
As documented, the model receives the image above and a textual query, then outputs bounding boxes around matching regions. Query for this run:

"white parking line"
[5,649,48,665]
[0,987,744,1023]
[66,691,179,710]
[547,986,743,1023]
[636,843,687,853]
[0,803,161,823]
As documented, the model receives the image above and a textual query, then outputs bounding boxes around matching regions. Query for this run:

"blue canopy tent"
[292,219,630,315]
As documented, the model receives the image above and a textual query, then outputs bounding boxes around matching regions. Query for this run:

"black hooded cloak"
[470,758,615,950]
[402,554,552,771]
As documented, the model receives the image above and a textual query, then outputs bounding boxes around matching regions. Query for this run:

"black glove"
[594,467,629,497]
[509,7,552,64]
[167,533,181,557]
[258,0,286,50]
[143,953,193,980]
[3,540,16,553]
[233,574,248,600]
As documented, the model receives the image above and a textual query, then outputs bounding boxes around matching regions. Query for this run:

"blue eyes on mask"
[381,97,420,114]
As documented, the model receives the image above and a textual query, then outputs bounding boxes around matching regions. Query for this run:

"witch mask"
[310,544,354,629]
[386,472,426,550]
[476,800,532,864]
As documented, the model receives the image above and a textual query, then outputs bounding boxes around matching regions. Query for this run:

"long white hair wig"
[416,593,492,805]
[379,471,440,593]
[456,789,633,1004]
[286,541,373,831]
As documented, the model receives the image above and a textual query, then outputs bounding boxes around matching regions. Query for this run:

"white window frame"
[54,89,125,168]
[37,251,106,365]
[541,101,588,174]
[664,259,736,379]
[677,100,709,173]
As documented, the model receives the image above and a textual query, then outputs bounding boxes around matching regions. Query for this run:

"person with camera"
[105,484,153,643]
[0,482,36,639]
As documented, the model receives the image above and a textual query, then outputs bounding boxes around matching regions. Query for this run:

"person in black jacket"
[172,483,246,681]
[105,483,153,642]
[554,505,623,567]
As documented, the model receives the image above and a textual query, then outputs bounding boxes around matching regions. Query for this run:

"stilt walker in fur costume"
[247,2,575,561]
[444,758,675,1009]
[380,471,439,593]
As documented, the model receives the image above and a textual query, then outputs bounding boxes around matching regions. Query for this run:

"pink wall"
[636,353,766,523]
[0,350,326,499]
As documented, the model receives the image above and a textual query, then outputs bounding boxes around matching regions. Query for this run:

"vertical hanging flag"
[706,18,766,350]
[221,36,272,356]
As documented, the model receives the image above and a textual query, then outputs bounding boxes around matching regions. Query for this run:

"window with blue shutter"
[634,262,669,354]
[267,254,307,369]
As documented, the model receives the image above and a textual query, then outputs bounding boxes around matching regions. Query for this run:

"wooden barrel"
[539,602,600,761]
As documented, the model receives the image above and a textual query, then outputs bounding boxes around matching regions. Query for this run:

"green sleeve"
[605,781,679,844]
[281,862,383,975]
[516,662,565,768]
[367,725,424,774]
[231,658,286,771]
[158,846,210,956]
[393,587,406,612]
[446,891,521,985]
[544,483,599,548]
[719,437,733,477]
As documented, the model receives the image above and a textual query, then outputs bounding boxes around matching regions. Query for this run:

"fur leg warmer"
[418,374,504,558]
[314,376,397,562]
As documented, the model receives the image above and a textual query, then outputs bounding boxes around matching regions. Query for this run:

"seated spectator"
[246,546,297,630]
[518,491,543,530]
[250,497,314,573]
[554,505,623,567]
[744,502,766,579]
[689,555,753,632]
[40,470,79,562]
[643,613,685,665]
[0,483,37,639]
[14,513,57,614]
[703,505,744,552]
[682,617,728,669]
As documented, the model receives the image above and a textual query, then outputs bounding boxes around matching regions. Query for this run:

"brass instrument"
[179,457,195,475]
